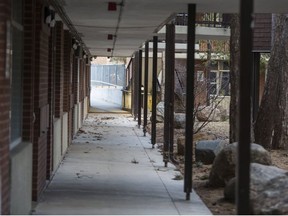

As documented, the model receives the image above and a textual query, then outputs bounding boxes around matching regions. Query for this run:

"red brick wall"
[63,31,72,112]
[54,21,64,118]
[0,0,11,214]
[32,1,50,201]
[63,30,73,146]
[175,59,207,107]
[23,0,35,142]
[73,57,79,104]
[79,59,84,102]
[47,26,56,179]
[253,14,272,52]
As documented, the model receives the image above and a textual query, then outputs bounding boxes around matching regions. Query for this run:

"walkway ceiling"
[61,0,288,57]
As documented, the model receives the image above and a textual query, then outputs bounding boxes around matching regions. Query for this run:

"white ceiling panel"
[62,0,288,57]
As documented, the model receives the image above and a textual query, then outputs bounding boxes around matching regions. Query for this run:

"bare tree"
[255,14,288,149]
[175,70,229,134]
[229,14,240,143]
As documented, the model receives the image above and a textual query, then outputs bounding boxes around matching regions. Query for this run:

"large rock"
[208,143,272,187]
[224,163,288,214]
[156,102,165,122]
[174,113,185,129]
[195,140,227,165]
[177,132,216,156]
[223,177,236,202]
[253,173,288,214]
[196,105,228,122]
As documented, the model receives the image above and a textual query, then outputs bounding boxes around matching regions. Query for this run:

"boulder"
[208,143,272,187]
[174,113,185,129]
[224,177,236,202]
[224,163,288,214]
[195,149,215,165]
[196,105,228,122]
[177,132,217,156]
[250,163,287,200]
[195,140,227,165]
[156,102,165,122]
[253,173,288,214]
[250,163,288,215]
[217,105,229,121]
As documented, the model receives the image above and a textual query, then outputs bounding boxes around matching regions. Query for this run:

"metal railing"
[172,13,231,28]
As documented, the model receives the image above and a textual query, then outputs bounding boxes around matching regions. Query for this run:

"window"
[209,71,217,95]
[208,60,230,96]
[197,71,204,82]
[220,71,230,96]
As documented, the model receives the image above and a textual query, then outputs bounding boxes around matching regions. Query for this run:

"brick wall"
[175,59,207,108]
[32,0,50,201]
[79,59,84,102]
[0,0,11,214]
[63,30,73,146]
[63,31,72,113]
[23,0,35,142]
[47,26,56,179]
[54,21,64,118]
[73,57,79,104]
[253,14,272,52]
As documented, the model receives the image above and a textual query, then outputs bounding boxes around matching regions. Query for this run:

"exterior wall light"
[44,6,56,27]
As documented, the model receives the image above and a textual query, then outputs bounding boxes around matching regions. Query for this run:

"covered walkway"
[34,113,211,215]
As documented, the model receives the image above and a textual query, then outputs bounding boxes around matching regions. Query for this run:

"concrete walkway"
[34,113,211,215]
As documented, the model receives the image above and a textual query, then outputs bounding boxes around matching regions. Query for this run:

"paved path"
[34,113,211,215]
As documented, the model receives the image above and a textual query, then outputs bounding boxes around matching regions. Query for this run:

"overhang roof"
[60,0,288,57]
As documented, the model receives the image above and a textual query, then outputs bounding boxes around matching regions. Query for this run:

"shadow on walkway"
[34,113,211,215]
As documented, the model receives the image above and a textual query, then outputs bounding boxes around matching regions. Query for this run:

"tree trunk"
[229,14,240,143]
[254,14,288,149]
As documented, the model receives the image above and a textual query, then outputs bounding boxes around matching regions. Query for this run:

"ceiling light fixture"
[108,2,117,11]
[107,34,113,40]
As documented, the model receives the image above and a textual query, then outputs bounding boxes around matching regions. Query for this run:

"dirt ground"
[149,120,288,215]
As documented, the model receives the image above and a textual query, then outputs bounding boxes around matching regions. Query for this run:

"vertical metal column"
[252,52,260,122]
[133,52,139,120]
[237,0,253,214]
[151,36,158,147]
[143,41,149,136]
[163,24,175,167]
[138,50,143,128]
[184,4,196,201]
[168,25,175,161]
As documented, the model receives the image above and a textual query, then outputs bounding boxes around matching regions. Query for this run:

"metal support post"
[184,4,196,201]
[133,52,139,120]
[237,0,253,214]
[138,50,142,128]
[143,41,149,136]
[151,36,158,147]
[168,25,175,162]
[163,24,175,167]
